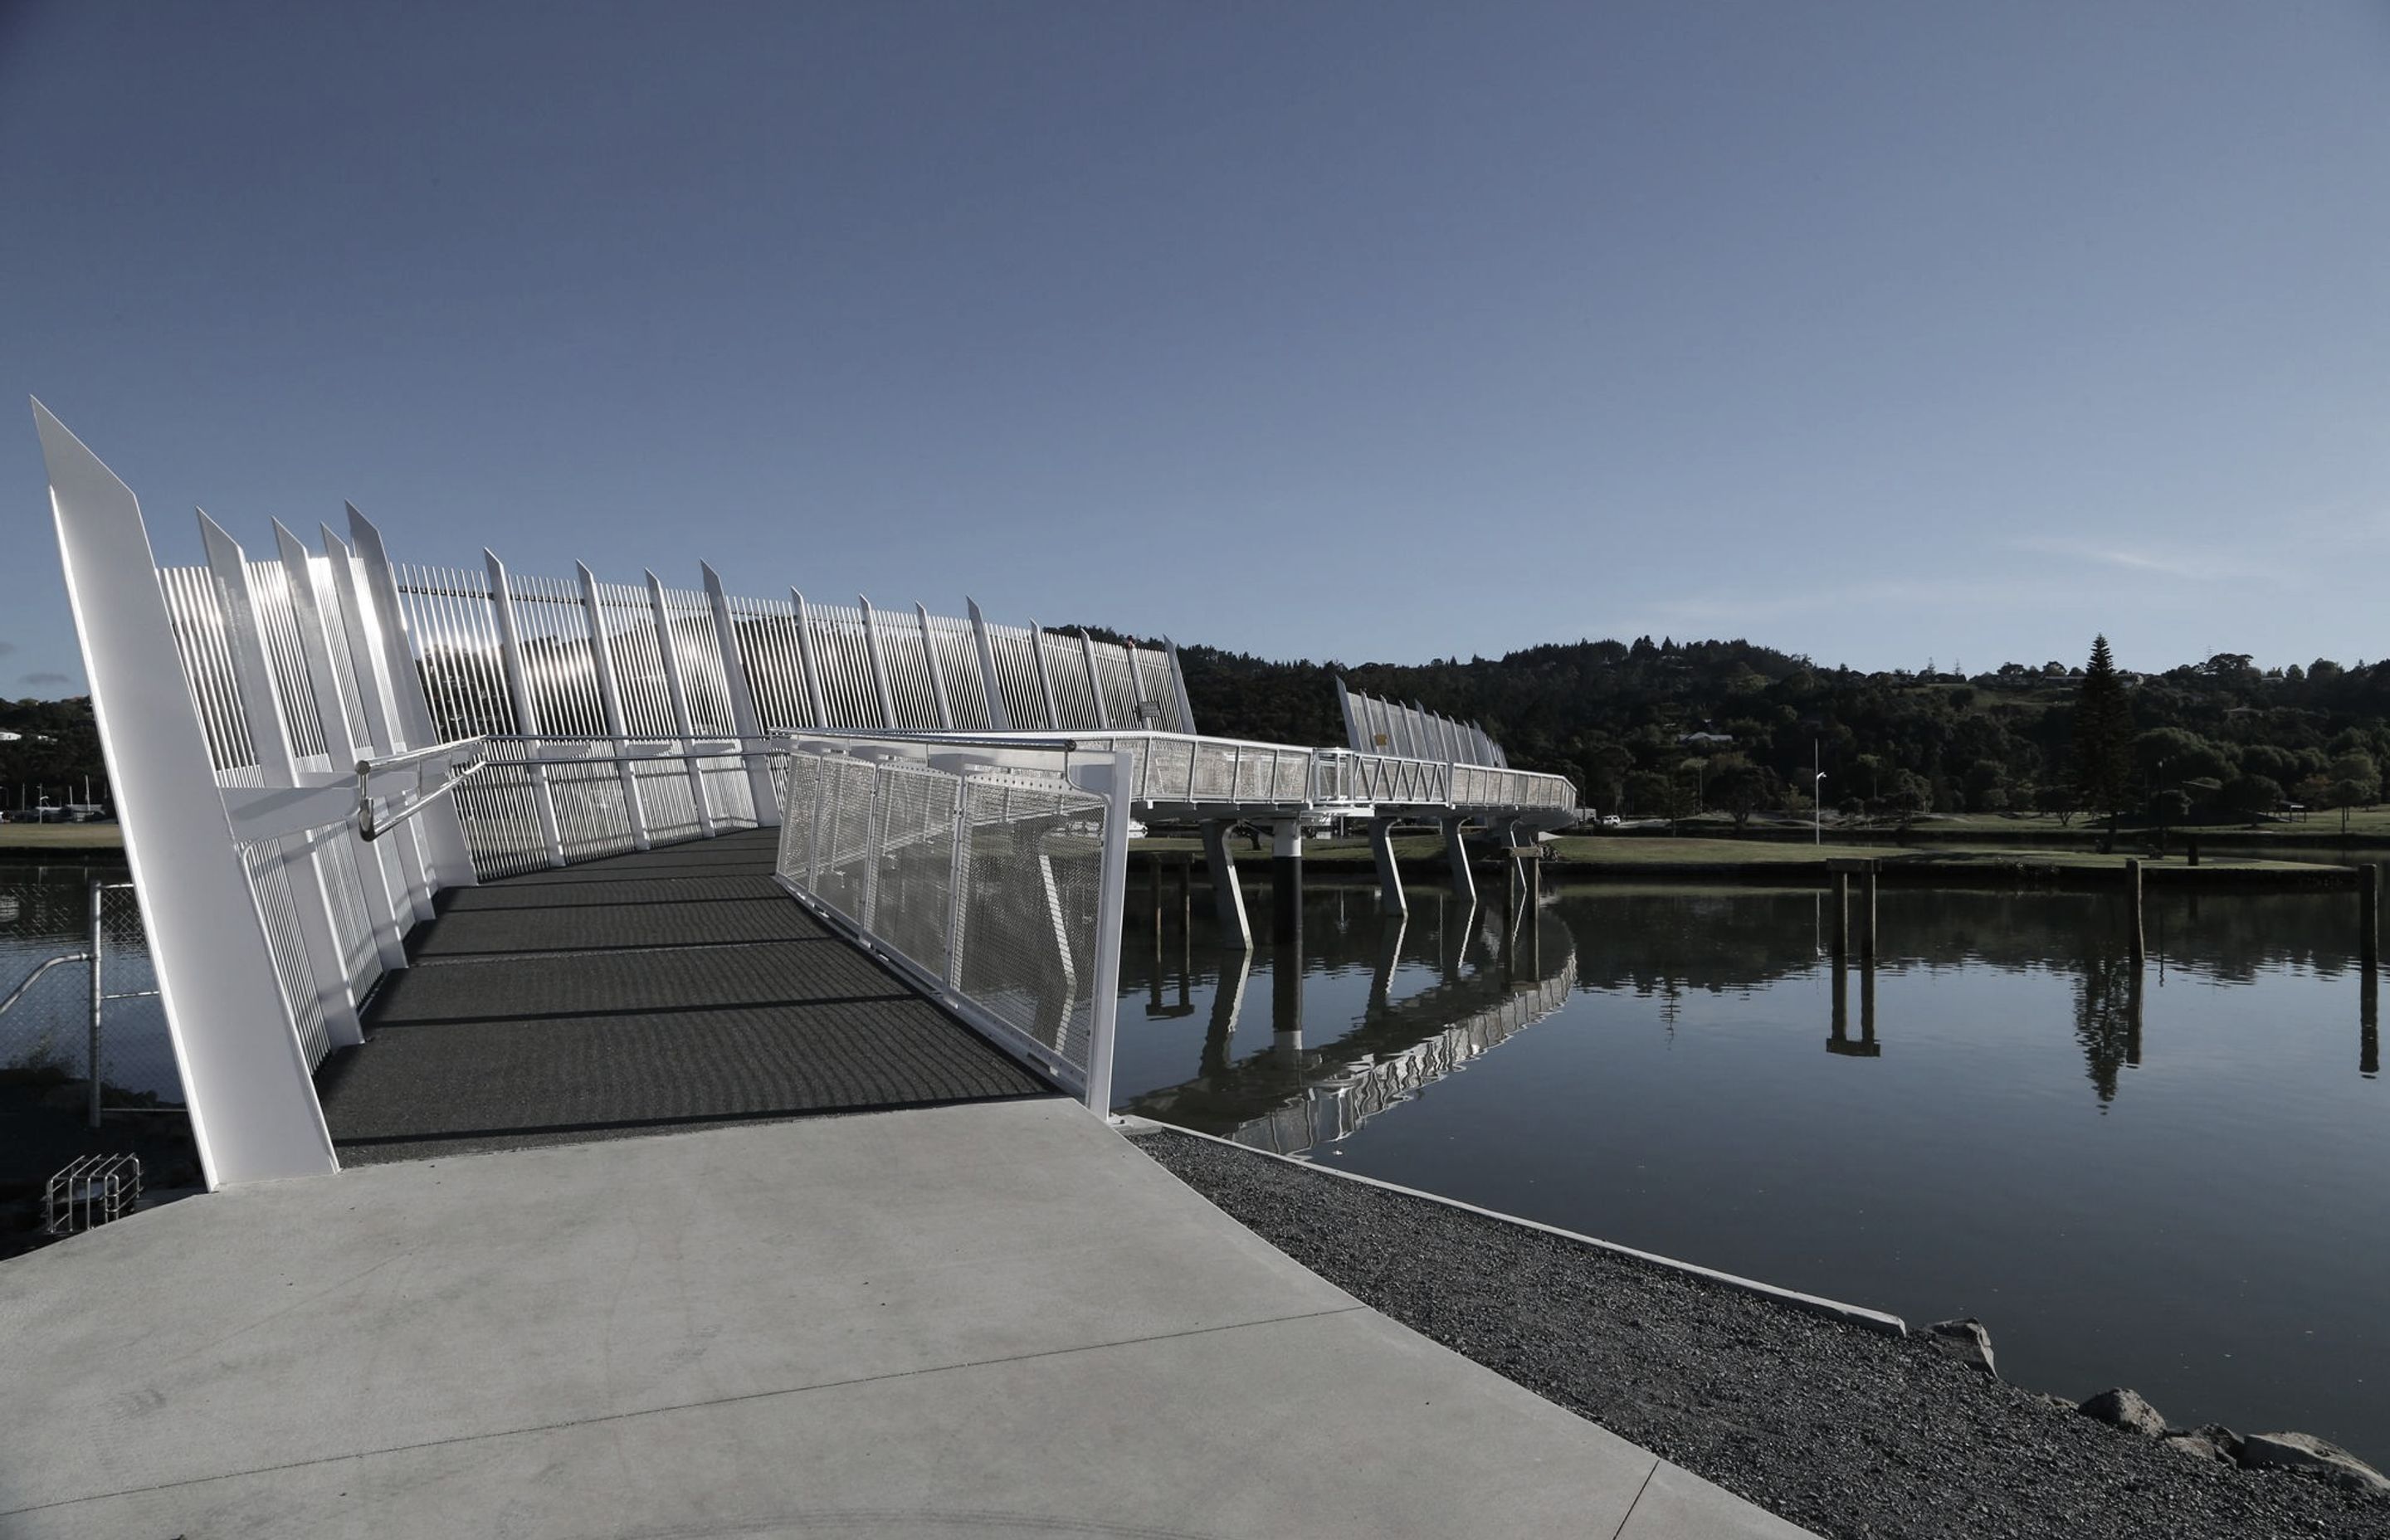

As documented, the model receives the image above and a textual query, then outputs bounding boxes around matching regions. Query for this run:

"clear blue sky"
[5,2,2385,698]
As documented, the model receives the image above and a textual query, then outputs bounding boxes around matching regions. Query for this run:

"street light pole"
[1813,738,1823,846]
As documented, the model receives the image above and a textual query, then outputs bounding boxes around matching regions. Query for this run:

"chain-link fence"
[775,739,1131,1107]
[0,874,181,1113]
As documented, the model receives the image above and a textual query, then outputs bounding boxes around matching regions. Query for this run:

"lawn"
[1131,828,2330,875]
[0,823,125,852]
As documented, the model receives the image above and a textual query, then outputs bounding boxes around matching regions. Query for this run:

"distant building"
[1677,731,1734,746]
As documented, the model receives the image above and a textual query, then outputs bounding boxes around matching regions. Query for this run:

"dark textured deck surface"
[317,830,1053,1164]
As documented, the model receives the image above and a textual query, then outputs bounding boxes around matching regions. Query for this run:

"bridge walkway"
[315,829,1050,1164]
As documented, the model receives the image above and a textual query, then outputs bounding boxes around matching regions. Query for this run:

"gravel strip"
[1130,1126,2390,1540]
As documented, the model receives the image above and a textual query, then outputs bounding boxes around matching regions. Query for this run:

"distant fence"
[773,734,1133,1109]
[0,879,176,1117]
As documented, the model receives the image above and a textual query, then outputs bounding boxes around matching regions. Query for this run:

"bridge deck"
[316,830,1051,1163]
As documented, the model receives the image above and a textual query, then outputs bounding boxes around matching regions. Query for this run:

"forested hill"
[1156,634,2390,821]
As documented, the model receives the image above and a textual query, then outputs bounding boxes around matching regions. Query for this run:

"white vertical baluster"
[579,563,650,850]
[320,527,439,921]
[967,599,1012,731]
[859,596,898,729]
[790,590,827,728]
[274,521,408,974]
[200,513,364,1048]
[1029,620,1061,730]
[1078,629,1109,729]
[703,562,783,826]
[1164,638,1197,736]
[486,550,566,868]
[348,507,477,888]
[648,571,716,839]
[918,602,954,729]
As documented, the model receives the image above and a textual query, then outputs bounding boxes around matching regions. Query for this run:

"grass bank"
[0,824,124,855]
[1134,830,2355,889]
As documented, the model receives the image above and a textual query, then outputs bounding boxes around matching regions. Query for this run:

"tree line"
[0,699,107,813]
[1166,632,2390,829]
[18,626,2390,832]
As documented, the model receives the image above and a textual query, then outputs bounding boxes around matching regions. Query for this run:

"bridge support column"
[1441,816,1475,905]
[1272,819,1304,946]
[1201,820,1251,950]
[2364,962,2379,1078]
[1368,818,1407,915]
[1368,912,1405,1016]
[1202,947,1250,1078]
[1273,907,1304,1065]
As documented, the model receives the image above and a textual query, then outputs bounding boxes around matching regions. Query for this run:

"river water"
[1113,873,2390,1464]
[13,853,2383,1460]
[0,859,173,1101]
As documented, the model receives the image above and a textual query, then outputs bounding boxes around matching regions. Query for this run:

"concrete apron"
[0,1099,1815,1539]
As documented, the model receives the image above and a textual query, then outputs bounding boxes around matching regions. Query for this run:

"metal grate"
[45,1154,140,1236]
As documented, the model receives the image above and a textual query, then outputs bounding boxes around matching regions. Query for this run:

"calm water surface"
[0,859,173,1099]
[1114,874,2390,1464]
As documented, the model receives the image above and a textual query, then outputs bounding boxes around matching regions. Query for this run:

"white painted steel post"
[487,550,567,867]
[274,522,409,973]
[944,770,975,986]
[1078,629,1109,729]
[859,764,884,930]
[967,599,1012,730]
[1335,678,1361,753]
[34,404,338,1187]
[579,563,651,850]
[1124,644,1150,726]
[1029,620,1062,729]
[1200,819,1251,950]
[703,563,783,826]
[647,571,717,838]
[917,603,955,729]
[1080,751,1134,1116]
[321,527,441,917]
[858,596,899,729]
[86,880,104,1130]
[1442,816,1477,905]
[1369,817,1407,915]
[1165,639,1197,737]
[790,590,828,729]
[346,507,477,888]
[201,513,367,1050]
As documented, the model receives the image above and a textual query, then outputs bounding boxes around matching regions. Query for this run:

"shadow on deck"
[315,830,1054,1164]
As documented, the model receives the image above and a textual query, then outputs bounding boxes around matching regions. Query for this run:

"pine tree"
[2071,635,2134,835]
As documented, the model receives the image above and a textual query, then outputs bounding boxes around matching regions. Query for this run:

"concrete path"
[0,1099,1815,1539]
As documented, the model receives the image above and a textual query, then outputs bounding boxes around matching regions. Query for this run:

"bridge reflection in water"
[1122,879,1578,1157]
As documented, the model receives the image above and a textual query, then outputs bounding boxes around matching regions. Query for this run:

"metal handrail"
[357,738,488,842]
[0,953,92,1018]
[793,727,1579,814]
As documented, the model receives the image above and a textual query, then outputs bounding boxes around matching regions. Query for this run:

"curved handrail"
[357,737,487,842]
[0,952,91,1018]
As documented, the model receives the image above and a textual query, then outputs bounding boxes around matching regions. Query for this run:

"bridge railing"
[1055,733,1575,815]
[1338,680,1506,768]
[358,735,768,881]
[771,733,1133,1110]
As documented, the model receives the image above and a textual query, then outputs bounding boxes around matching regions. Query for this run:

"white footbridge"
[30,403,1581,1190]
